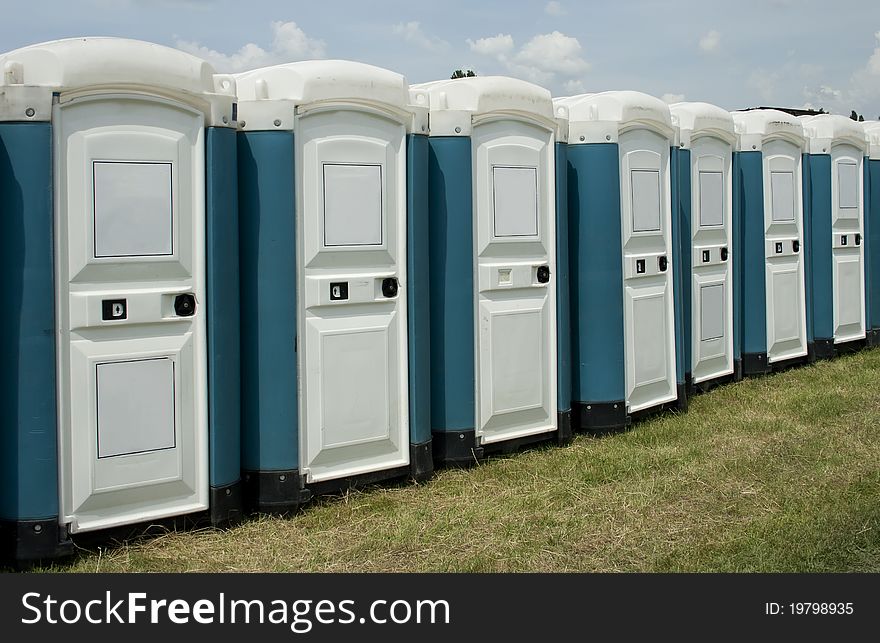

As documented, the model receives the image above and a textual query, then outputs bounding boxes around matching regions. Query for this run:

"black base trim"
[556,409,573,446]
[835,338,866,355]
[0,518,73,565]
[574,400,629,434]
[733,358,743,382]
[409,440,434,482]
[742,352,771,377]
[812,338,836,361]
[432,429,482,467]
[306,465,412,497]
[866,329,880,348]
[242,469,311,514]
[685,372,695,398]
[209,479,244,527]
[675,382,688,413]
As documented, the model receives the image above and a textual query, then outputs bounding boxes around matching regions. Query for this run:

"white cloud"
[564,79,585,94]
[867,31,880,75]
[545,1,566,16]
[661,93,686,104]
[393,21,449,52]
[469,30,590,91]
[699,30,720,53]
[467,33,514,57]
[176,20,325,72]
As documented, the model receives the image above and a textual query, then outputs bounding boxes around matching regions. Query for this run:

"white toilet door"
[690,136,734,383]
[297,109,409,483]
[830,144,865,343]
[56,93,208,533]
[763,140,808,363]
[473,119,557,445]
[619,129,677,413]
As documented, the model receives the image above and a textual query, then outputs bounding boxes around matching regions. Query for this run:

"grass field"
[29,348,880,572]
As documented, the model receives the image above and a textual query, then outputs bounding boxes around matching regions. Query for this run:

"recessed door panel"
[620,130,676,411]
[56,94,207,533]
[690,138,733,383]
[830,144,865,343]
[298,110,408,482]
[763,140,807,362]
[474,120,556,444]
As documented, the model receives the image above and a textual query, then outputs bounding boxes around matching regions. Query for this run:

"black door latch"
[720,247,729,261]
[792,239,800,253]
[382,277,398,298]
[174,293,196,317]
[537,266,551,283]
[658,256,668,272]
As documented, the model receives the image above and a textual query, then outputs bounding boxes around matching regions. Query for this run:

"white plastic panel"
[763,140,807,363]
[770,171,795,222]
[700,284,724,341]
[298,108,408,483]
[631,169,661,232]
[474,119,556,444]
[323,163,383,246]
[630,290,668,386]
[96,358,175,458]
[493,166,538,237]
[698,171,724,227]
[320,327,390,448]
[837,162,858,211]
[620,130,676,411]
[489,308,544,413]
[93,161,173,257]
[56,93,208,534]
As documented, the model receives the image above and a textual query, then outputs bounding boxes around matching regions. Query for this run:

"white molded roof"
[0,37,223,96]
[669,101,734,138]
[730,109,805,140]
[412,76,554,120]
[235,60,410,109]
[799,114,867,149]
[554,91,672,131]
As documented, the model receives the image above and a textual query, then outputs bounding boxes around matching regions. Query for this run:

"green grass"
[28,349,880,572]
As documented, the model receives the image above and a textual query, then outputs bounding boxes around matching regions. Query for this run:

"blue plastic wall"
[0,123,59,523]
[205,127,241,489]
[555,142,572,417]
[868,159,880,335]
[734,151,768,357]
[237,131,299,472]
[567,144,625,405]
[427,137,475,433]
[806,154,833,343]
[671,147,688,393]
[407,134,432,447]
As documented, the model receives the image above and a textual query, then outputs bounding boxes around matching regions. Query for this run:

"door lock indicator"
[102,299,127,321]
[702,250,711,263]
[174,293,196,317]
[636,259,646,274]
[720,247,729,262]
[658,256,668,272]
[841,235,848,246]
[537,266,551,283]
[330,282,349,301]
[381,278,398,298]
[775,242,783,254]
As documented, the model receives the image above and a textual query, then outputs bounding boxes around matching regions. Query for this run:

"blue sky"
[2,0,879,116]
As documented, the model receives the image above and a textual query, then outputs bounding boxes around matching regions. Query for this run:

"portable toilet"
[861,120,880,346]
[415,76,570,465]
[669,103,738,390]
[556,91,682,432]
[234,61,432,511]
[800,115,868,356]
[0,38,241,562]
[730,110,808,374]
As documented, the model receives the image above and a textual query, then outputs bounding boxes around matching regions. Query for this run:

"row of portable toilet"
[1,37,876,562]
